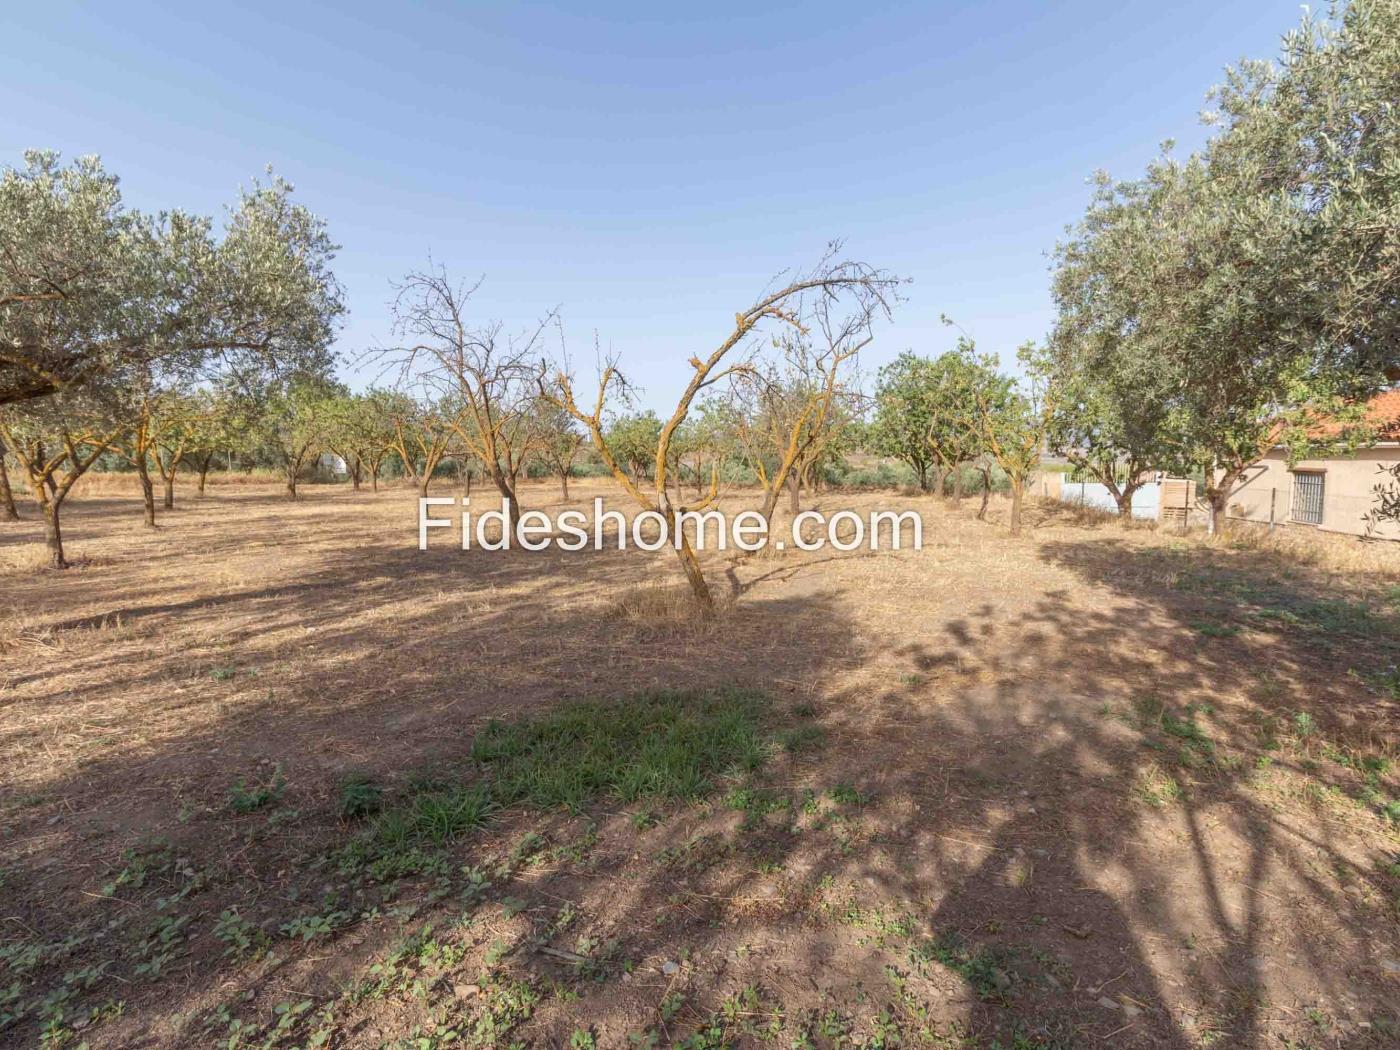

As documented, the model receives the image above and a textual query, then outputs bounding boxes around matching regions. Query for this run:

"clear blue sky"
[4,1,1307,408]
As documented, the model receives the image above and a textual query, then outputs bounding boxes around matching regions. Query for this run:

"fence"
[1035,472,1197,524]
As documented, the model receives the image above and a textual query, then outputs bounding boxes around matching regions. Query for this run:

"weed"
[339,774,383,819]
[909,933,1015,1004]
[1134,764,1183,807]
[228,764,285,814]
[829,782,868,806]
[777,724,826,754]
[214,909,268,958]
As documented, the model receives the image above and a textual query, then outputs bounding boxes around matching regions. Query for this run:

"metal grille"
[1291,471,1325,524]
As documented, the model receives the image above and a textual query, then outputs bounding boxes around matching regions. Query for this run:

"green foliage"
[869,343,1000,491]
[604,411,663,480]
[338,774,383,820]
[0,151,343,409]
[228,765,286,814]
[1048,0,1400,524]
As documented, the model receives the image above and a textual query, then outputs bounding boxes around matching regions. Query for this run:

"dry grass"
[3,479,1400,1048]
[0,542,54,574]
[1219,518,1400,577]
[68,468,316,496]
[602,579,719,629]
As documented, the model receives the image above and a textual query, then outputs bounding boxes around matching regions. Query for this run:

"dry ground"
[3,478,1400,1048]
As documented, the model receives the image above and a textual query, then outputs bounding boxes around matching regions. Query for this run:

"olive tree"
[0,152,344,409]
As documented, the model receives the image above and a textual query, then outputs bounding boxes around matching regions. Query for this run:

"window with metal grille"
[1291,471,1325,524]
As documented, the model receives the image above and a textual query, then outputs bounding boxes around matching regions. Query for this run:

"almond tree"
[256,378,337,500]
[184,389,248,496]
[544,247,899,611]
[325,389,397,492]
[385,394,452,497]
[733,293,875,523]
[976,345,1052,535]
[533,399,584,499]
[380,266,553,526]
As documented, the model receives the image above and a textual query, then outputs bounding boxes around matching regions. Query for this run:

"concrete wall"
[1228,446,1400,540]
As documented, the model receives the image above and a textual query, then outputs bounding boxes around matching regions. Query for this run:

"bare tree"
[734,291,877,525]
[378,266,553,527]
[543,247,899,611]
[385,395,452,497]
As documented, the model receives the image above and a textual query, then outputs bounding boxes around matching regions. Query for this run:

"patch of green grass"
[1189,620,1241,639]
[828,783,868,806]
[776,724,826,754]
[342,688,770,878]
[909,934,1015,1005]
[471,687,768,811]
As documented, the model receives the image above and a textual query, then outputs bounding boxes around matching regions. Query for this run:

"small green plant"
[829,783,867,806]
[214,909,268,958]
[1189,620,1240,639]
[280,910,350,942]
[338,774,382,819]
[777,725,826,754]
[228,765,285,814]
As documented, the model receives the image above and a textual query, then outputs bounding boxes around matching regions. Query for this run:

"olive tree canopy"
[0,151,344,408]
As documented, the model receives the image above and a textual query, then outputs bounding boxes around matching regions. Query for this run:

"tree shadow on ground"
[4,498,1400,1047]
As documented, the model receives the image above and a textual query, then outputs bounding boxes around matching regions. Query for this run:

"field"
[3,479,1400,1049]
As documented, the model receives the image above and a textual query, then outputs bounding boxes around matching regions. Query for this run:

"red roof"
[1306,388,1400,442]
[1364,389,1400,441]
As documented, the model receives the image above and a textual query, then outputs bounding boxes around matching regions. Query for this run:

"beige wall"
[1228,446,1400,540]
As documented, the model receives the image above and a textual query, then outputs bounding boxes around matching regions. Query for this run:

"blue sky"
[5,1,1307,408]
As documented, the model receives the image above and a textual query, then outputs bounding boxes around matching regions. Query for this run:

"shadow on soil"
[3,497,1400,1047]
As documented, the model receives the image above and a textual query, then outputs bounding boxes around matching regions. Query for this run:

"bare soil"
[3,479,1400,1048]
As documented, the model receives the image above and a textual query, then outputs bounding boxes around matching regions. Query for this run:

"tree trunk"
[952,464,964,504]
[351,458,362,491]
[915,462,929,492]
[136,457,157,527]
[0,456,18,521]
[977,468,992,521]
[786,471,800,514]
[43,498,66,569]
[1009,477,1025,535]
[1115,483,1142,521]
[418,475,431,498]
[487,464,521,534]
[671,521,714,614]
[560,471,570,500]
[1206,468,1240,535]
[286,465,299,500]
[197,453,214,496]
[162,475,175,509]
[931,465,944,498]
